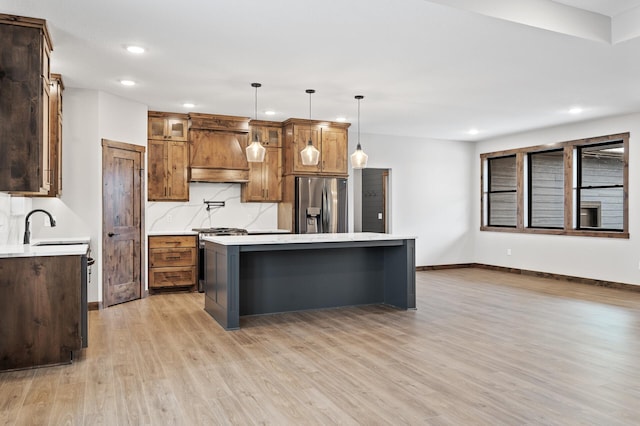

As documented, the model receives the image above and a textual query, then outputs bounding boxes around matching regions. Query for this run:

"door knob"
[108,232,118,237]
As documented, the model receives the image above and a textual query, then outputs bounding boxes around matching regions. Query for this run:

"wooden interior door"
[102,140,145,307]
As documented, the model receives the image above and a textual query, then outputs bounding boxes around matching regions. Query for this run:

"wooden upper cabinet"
[189,113,250,183]
[320,126,348,175]
[43,73,64,197]
[148,139,189,201]
[147,111,189,201]
[0,14,53,193]
[242,120,282,202]
[291,125,322,174]
[283,119,350,177]
[148,112,188,141]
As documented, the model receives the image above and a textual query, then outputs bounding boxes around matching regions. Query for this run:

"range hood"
[189,113,250,183]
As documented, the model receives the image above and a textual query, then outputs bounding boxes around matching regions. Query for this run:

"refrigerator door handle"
[322,185,329,232]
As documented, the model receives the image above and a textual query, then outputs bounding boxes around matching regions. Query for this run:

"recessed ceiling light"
[120,80,136,86]
[183,103,195,108]
[126,45,145,54]
[569,107,583,114]
[468,128,479,135]
[336,116,347,122]
[264,110,276,116]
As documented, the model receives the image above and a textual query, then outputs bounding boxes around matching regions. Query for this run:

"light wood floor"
[2,268,640,425]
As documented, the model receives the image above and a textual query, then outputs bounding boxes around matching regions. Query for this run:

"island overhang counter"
[202,233,416,330]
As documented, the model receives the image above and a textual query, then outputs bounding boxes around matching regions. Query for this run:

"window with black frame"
[487,155,517,227]
[528,149,564,229]
[576,141,625,231]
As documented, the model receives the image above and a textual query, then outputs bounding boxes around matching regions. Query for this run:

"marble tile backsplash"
[0,193,31,245]
[147,183,278,233]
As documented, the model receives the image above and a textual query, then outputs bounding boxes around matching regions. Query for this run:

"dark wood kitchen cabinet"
[242,120,282,202]
[282,119,350,177]
[48,74,64,196]
[0,14,53,194]
[147,111,190,201]
[148,235,198,292]
[148,111,189,141]
[0,254,88,371]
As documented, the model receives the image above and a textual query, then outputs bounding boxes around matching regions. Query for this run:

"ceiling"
[552,0,640,16]
[3,0,640,141]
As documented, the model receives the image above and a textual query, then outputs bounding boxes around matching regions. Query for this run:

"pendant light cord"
[357,97,361,149]
[355,95,364,150]
[306,89,315,145]
[255,85,258,120]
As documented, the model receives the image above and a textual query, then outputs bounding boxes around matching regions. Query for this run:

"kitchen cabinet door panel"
[0,15,53,193]
[167,141,189,200]
[320,127,348,175]
[242,121,283,202]
[148,113,188,141]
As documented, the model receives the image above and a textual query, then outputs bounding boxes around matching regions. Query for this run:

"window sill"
[480,226,629,239]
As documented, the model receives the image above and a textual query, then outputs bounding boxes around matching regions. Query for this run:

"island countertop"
[202,232,416,246]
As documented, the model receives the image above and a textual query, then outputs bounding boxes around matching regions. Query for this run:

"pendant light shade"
[246,83,266,162]
[301,139,320,166]
[300,89,320,166]
[350,95,368,169]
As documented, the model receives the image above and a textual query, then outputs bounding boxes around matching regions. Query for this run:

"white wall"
[31,89,147,303]
[473,112,640,286]
[349,131,475,266]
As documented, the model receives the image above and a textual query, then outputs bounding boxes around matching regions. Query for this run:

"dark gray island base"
[203,233,416,330]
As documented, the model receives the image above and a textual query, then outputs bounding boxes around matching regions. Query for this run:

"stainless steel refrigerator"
[295,177,348,233]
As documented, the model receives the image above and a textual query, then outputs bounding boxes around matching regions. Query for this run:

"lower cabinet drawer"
[149,266,196,288]
[149,247,197,267]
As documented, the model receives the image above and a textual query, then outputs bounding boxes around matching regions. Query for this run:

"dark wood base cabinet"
[0,254,87,371]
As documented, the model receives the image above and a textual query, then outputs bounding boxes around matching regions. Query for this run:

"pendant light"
[350,95,368,169]
[246,82,266,162]
[300,89,320,166]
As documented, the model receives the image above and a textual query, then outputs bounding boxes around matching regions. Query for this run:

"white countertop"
[246,229,291,235]
[147,230,198,236]
[147,229,289,236]
[0,243,90,258]
[202,232,416,246]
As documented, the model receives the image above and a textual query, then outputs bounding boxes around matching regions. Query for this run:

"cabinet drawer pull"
[165,256,181,260]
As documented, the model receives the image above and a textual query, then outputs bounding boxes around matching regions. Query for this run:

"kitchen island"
[202,233,415,330]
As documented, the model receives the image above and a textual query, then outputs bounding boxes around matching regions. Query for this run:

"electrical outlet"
[378,212,383,220]
[507,248,512,256]
[638,260,640,270]
[167,214,173,223]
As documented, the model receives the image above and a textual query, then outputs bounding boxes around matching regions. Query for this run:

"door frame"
[101,139,146,306]
[354,168,391,233]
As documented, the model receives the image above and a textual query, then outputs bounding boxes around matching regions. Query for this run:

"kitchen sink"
[32,241,87,246]
[31,238,90,246]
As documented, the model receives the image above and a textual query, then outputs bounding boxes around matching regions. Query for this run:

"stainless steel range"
[193,227,248,292]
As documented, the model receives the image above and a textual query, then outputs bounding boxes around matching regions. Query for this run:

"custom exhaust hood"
[189,113,250,183]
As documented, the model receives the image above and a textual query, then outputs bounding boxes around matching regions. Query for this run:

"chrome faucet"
[23,209,56,244]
